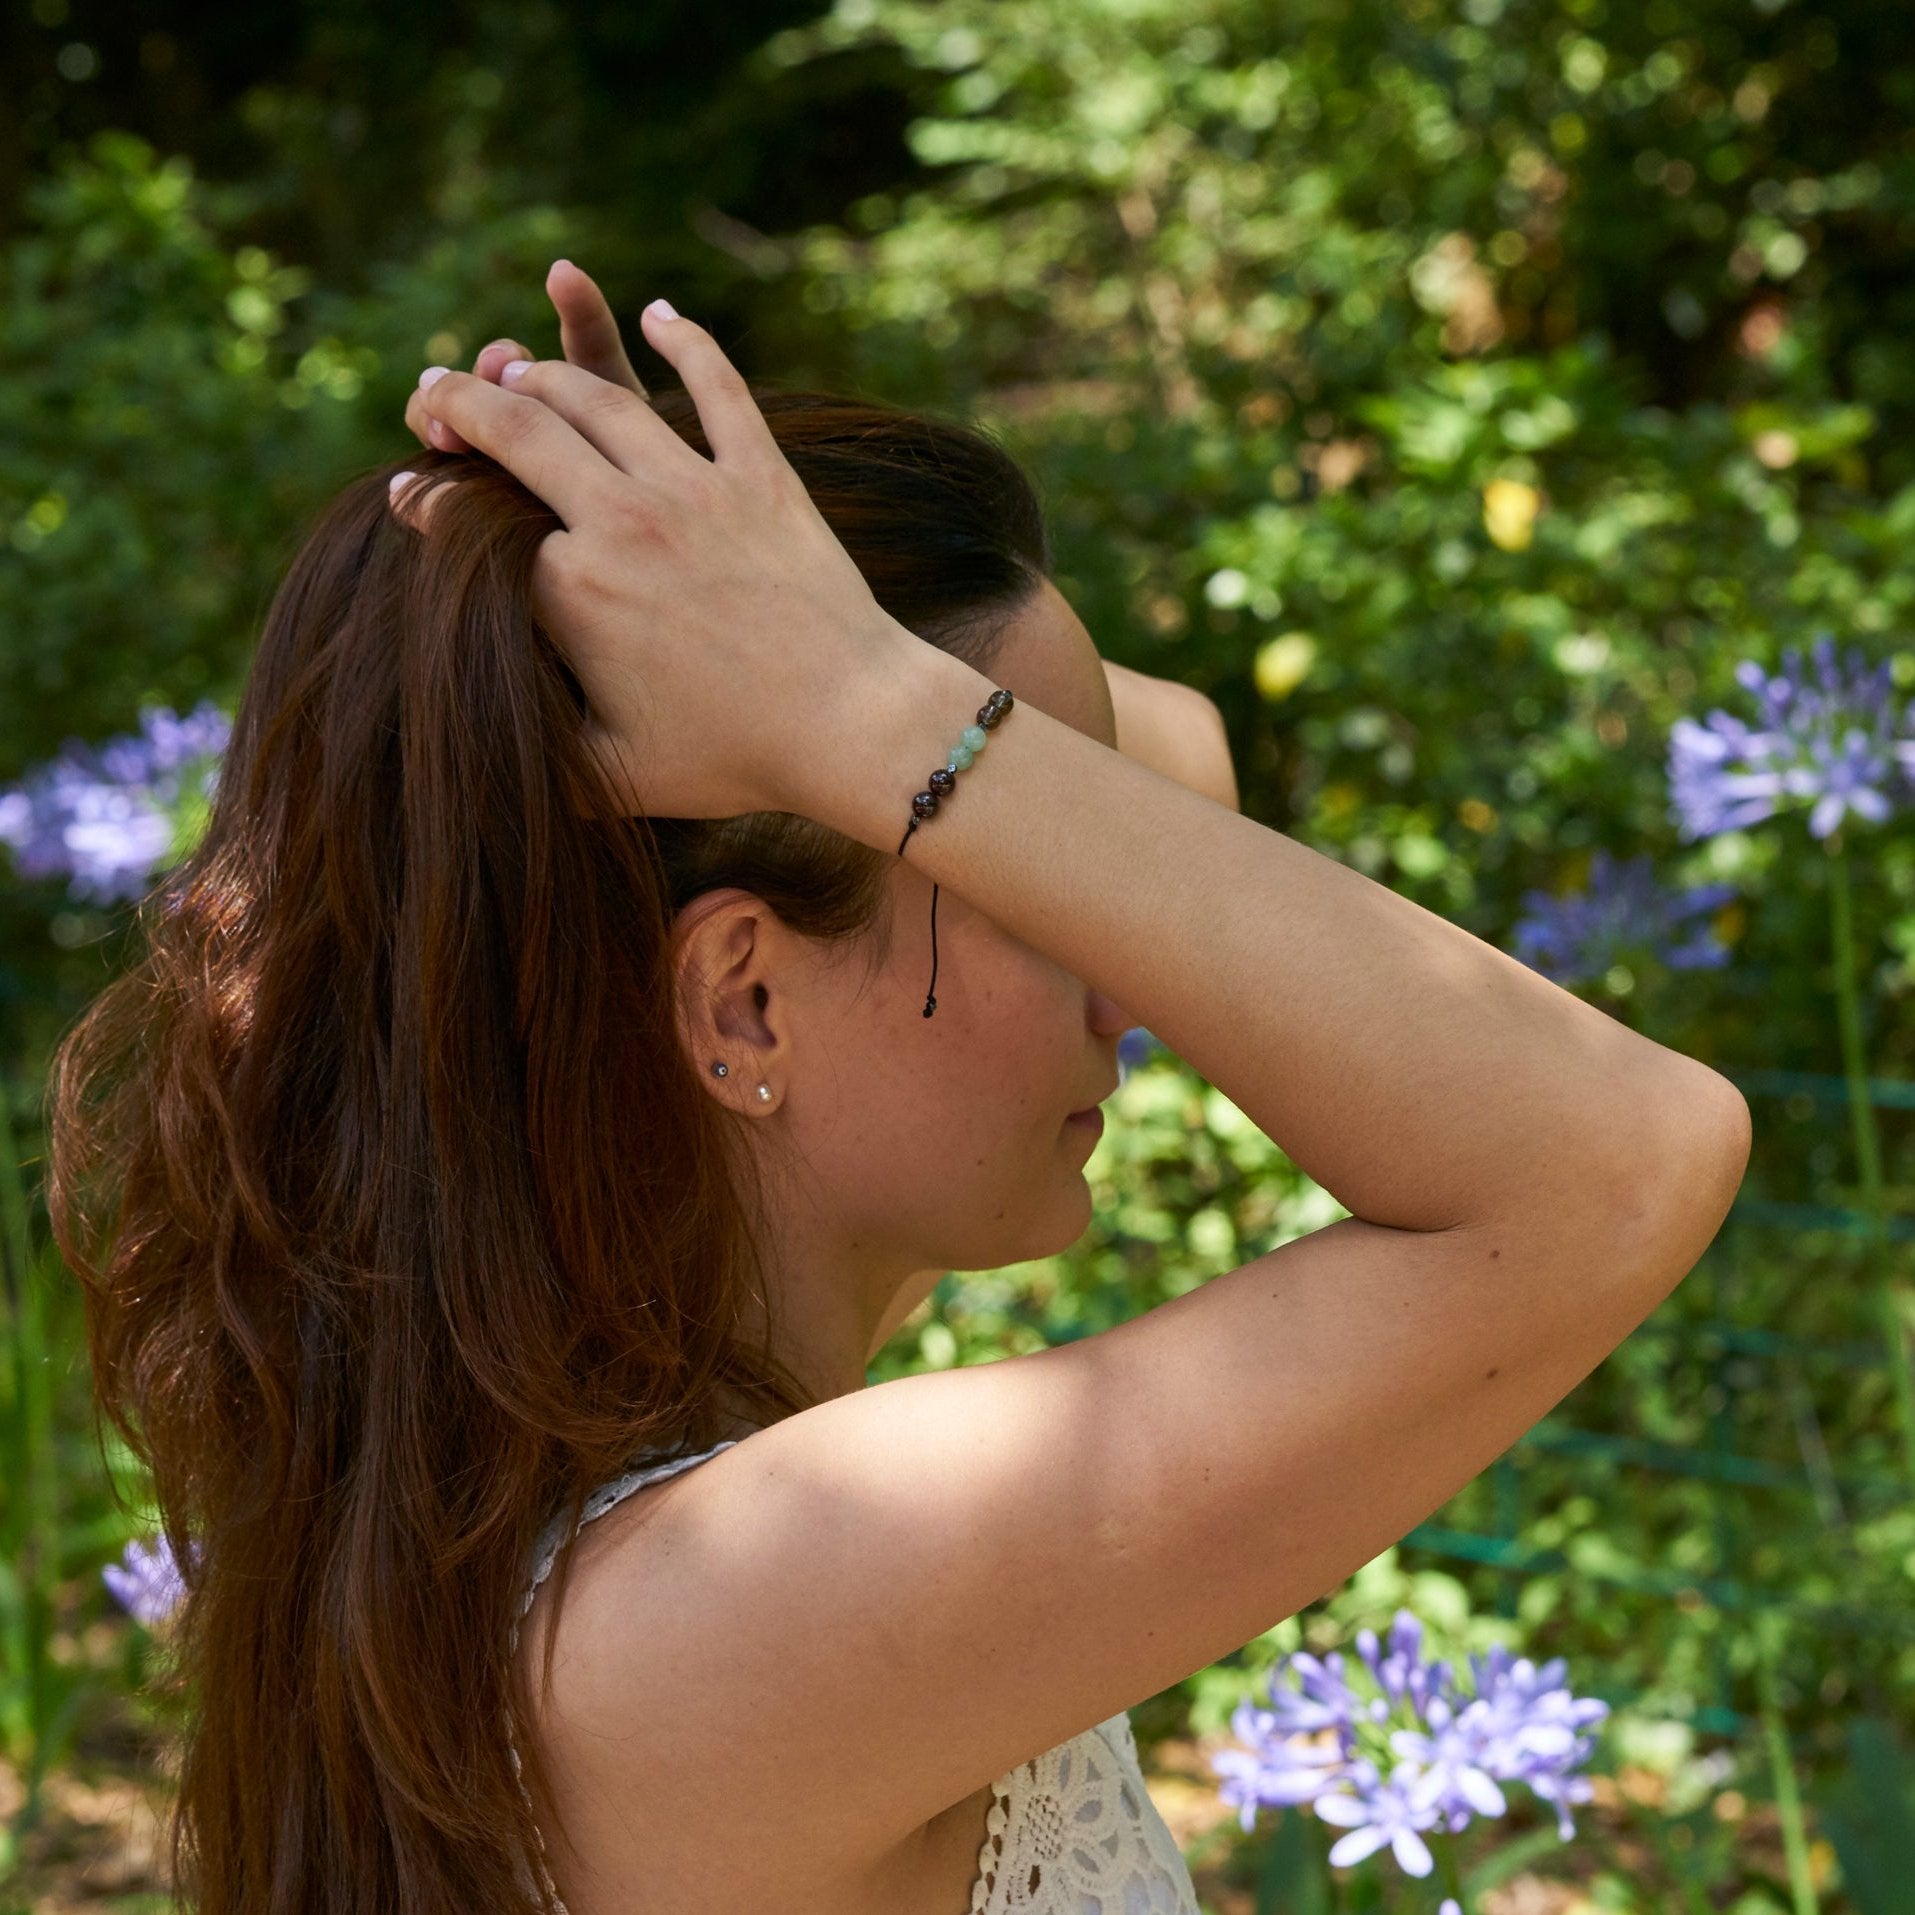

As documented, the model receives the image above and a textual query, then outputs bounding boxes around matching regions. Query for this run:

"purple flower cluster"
[1511,849,1736,989]
[1212,1610,1608,1888]
[0,700,230,904]
[1669,634,1915,843]
[102,1533,189,1627]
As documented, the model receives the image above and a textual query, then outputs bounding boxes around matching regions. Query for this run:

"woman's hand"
[410,260,650,456]
[1103,660,1240,813]
[401,262,1240,818]
[395,306,918,822]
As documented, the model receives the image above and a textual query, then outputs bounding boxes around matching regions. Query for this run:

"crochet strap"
[517,1440,740,1625]
[507,1438,740,1912]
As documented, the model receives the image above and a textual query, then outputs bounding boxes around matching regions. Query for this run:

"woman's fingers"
[397,260,649,464]
[409,369,628,528]
[548,259,650,399]
[491,357,692,474]
[400,336,533,455]
[388,467,447,534]
[392,276,770,539]
[635,302,778,470]
[474,336,533,383]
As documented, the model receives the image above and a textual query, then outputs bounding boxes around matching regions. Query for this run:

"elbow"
[1612,1063,1752,1290]
[1662,1062,1753,1219]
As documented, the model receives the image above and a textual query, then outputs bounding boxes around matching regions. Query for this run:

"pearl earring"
[711,1062,773,1106]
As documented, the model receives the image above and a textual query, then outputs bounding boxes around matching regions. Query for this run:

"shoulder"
[512,1445,925,1904]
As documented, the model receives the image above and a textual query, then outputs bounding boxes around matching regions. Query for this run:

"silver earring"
[711,1061,772,1106]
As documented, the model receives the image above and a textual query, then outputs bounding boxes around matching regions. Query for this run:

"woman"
[50,260,1750,1915]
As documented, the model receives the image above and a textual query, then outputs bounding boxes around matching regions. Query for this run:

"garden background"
[2,1,1912,1910]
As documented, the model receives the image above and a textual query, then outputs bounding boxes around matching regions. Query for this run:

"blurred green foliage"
[4,0,1914,1906]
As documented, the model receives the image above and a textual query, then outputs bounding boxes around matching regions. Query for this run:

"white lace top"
[510,1440,1201,1915]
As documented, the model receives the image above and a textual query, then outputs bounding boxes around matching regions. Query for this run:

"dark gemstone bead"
[979,688,1015,728]
[912,790,940,819]
[928,768,957,795]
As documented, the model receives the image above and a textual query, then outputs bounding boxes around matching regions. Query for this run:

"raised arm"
[410,323,1749,1902]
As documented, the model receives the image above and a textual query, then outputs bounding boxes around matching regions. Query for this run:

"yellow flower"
[1482,477,1541,551]
[1254,631,1318,701]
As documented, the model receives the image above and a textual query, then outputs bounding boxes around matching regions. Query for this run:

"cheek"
[857,920,1077,1134]
[934,930,1082,1132]
[797,909,1085,1194]
[793,922,1096,1264]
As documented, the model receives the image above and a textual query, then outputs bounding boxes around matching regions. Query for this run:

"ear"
[670,929,705,1077]
[670,884,781,1110]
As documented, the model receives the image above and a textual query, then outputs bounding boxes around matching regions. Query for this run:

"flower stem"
[1825,840,1915,1495]
[0,1064,60,1829]
[1433,1829,1467,1912]
[1753,1615,1820,1915]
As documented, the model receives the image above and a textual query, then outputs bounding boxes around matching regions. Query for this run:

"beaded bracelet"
[894,686,1016,1018]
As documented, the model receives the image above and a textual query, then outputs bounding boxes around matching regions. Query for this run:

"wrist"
[784,628,1003,853]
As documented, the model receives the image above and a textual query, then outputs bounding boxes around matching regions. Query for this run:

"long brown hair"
[45,386,1050,1913]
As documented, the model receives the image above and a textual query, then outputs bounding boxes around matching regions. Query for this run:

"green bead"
[948,743,975,771]
[961,724,988,752]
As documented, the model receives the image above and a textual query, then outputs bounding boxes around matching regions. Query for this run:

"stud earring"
[711,1062,773,1108]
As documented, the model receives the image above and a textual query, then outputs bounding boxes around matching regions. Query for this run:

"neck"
[712,1180,902,1439]
[771,1257,882,1405]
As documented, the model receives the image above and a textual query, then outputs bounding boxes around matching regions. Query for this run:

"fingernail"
[552,258,574,273]
[388,470,419,496]
[418,365,450,390]
[644,298,678,322]
[500,358,533,387]
[427,420,451,450]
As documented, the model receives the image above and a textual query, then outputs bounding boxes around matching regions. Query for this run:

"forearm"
[810,637,1746,1245]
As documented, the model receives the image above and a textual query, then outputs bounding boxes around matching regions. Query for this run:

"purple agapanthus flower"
[1214,1649,1366,1832]
[0,699,230,903]
[1118,1026,1166,1080]
[1212,1609,1609,1884]
[1668,634,1915,843]
[1510,849,1737,988]
[1313,1755,1447,1875]
[102,1534,189,1627]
